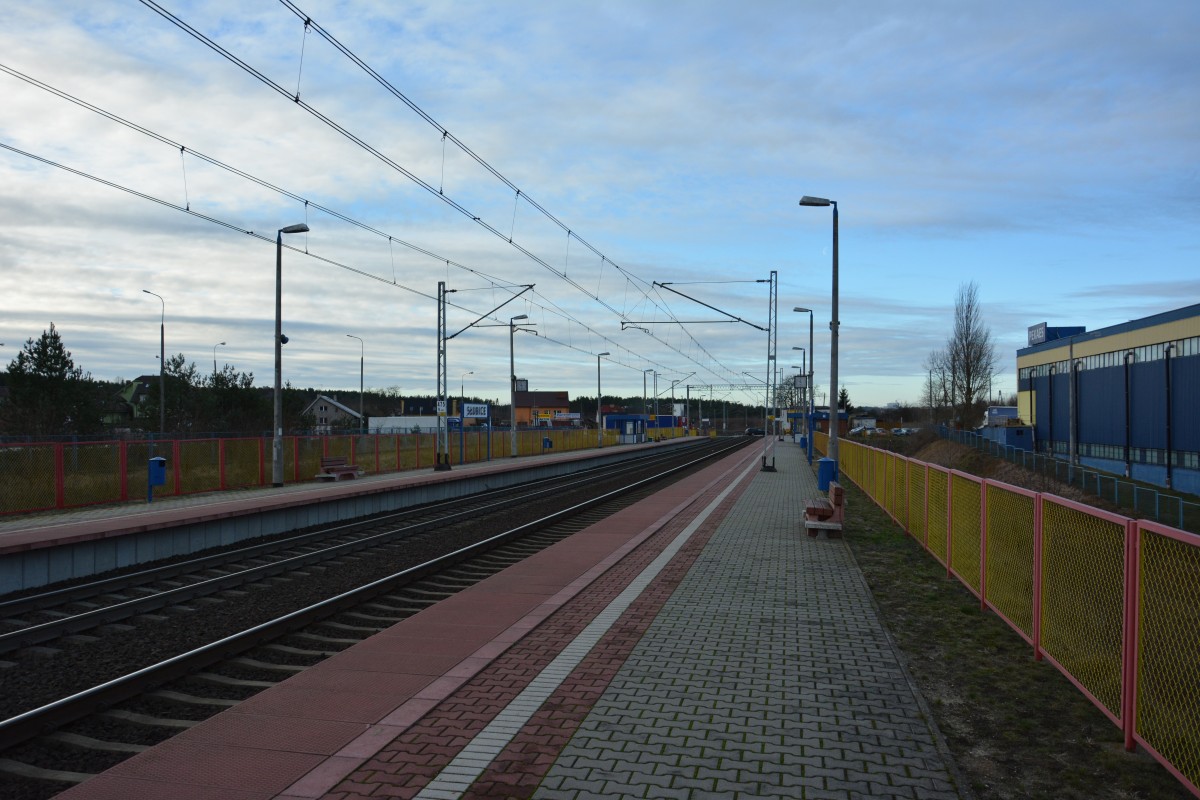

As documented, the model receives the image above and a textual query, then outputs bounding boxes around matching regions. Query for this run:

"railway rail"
[0,438,747,799]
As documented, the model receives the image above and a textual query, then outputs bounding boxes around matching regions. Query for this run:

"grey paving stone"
[533,444,965,800]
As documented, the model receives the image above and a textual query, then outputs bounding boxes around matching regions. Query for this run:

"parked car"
[745,427,765,436]
[864,427,889,436]
[848,425,867,436]
[892,427,910,436]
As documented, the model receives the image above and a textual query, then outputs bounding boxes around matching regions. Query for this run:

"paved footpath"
[528,443,966,800]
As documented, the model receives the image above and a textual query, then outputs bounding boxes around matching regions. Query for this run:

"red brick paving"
[323,471,750,800]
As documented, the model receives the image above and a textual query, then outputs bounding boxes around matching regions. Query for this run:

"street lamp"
[273,222,309,487]
[347,334,364,433]
[596,353,609,448]
[643,368,654,441]
[793,308,815,464]
[142,289,165,435]
[799,195,838,482]
[509,314,528,457]
[212,341,226,378]
[460,370,473,419]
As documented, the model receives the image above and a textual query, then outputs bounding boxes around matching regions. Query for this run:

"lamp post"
[142,289,166,435]
[799,196,838,481]
[792,314,814,464]
[643,368,653,441]
[596,353,609,448]
[509,314,528,457]
[460,370,473,419]
[273,222,310,487]
[791,343,806,442]
[212,341,226,378]
[346,334,364,433]
[652,371,659,430]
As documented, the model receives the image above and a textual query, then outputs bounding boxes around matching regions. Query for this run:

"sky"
[1,0,1197,415]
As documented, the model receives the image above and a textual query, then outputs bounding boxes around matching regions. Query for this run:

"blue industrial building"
[1016,304,1200,494]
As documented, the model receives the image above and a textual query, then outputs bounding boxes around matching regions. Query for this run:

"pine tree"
[4,323,101,435]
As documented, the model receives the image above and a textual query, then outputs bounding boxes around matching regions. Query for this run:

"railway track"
[0,438,747,799]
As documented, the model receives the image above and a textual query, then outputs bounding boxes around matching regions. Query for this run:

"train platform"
[54,440,968,800]
[0,438,692,559]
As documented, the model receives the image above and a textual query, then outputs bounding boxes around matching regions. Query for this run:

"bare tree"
[943,281,998,427]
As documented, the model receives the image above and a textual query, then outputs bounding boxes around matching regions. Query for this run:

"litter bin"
[797,434,808,450]
[817,457,838,491]
[147,456,167,503]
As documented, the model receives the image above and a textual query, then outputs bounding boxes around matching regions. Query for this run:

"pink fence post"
[1122,519,1140,752]
[945,471,954,579]
[980,481,989,611]
[119,439,129,502]
[172,439,182,495]
[1033,492,1044,661]
[54,443,66,509]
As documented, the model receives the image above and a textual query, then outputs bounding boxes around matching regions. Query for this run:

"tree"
[942,282,998,427]
[140,354,203,434]
[203,365,266,433]
[3,323,102,435]
[837,387,854,413]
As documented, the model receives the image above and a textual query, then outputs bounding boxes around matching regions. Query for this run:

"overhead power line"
[136,0,746,384]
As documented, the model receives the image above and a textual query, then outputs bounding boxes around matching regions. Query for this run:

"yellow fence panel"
[222,438,261,489]
[62,442,123,507]
[1040,497,1128,722]
[295,436,325,482]
[178,440,220,494]
[926,467,950,565]
[1134,523,1200,792]
[950,472,983,595]
[984,482,1037,641]
[907,461,926,545]
[0,445,58,513]
[890,454,907,529]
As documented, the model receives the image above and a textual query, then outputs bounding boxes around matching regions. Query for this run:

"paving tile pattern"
[322,461,753,799]
[531,447,965,800]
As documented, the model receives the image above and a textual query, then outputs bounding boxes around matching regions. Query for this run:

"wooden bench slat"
[316,455,361,480]
[802,480,845,536]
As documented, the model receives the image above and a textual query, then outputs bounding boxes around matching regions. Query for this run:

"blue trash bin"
[817,457,838,491]
[798,435,808,450]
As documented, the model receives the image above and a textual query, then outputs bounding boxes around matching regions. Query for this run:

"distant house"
[303,394,364,434]
[101,376,156,427]
[513,390,570,426]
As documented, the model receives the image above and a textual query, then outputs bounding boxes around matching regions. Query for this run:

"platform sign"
[793,375,809,389]
[554,412,580,420]
[463,403,489,419]
[436,400,447,416]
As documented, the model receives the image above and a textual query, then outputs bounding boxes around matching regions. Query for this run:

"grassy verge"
[839,476,1191,800]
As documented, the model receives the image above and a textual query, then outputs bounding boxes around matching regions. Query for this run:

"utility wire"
[139,0,742,383]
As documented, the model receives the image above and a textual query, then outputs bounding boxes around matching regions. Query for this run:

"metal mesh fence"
[1135,524,1200,792]
[221,438,262,489]
[984,483,1037,640]
[950,473,983,595]
[926,467,950,566]
[1040,497,1127,721]
[1,428,632,516]
[831,436,1198,794]
[62,441,123,508]
[907,461,927,547]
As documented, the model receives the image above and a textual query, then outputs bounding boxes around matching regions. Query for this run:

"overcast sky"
[2,1,1197,414]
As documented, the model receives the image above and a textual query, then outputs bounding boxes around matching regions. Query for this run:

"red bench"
[316,456,361,481]
[803,481,845,537]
